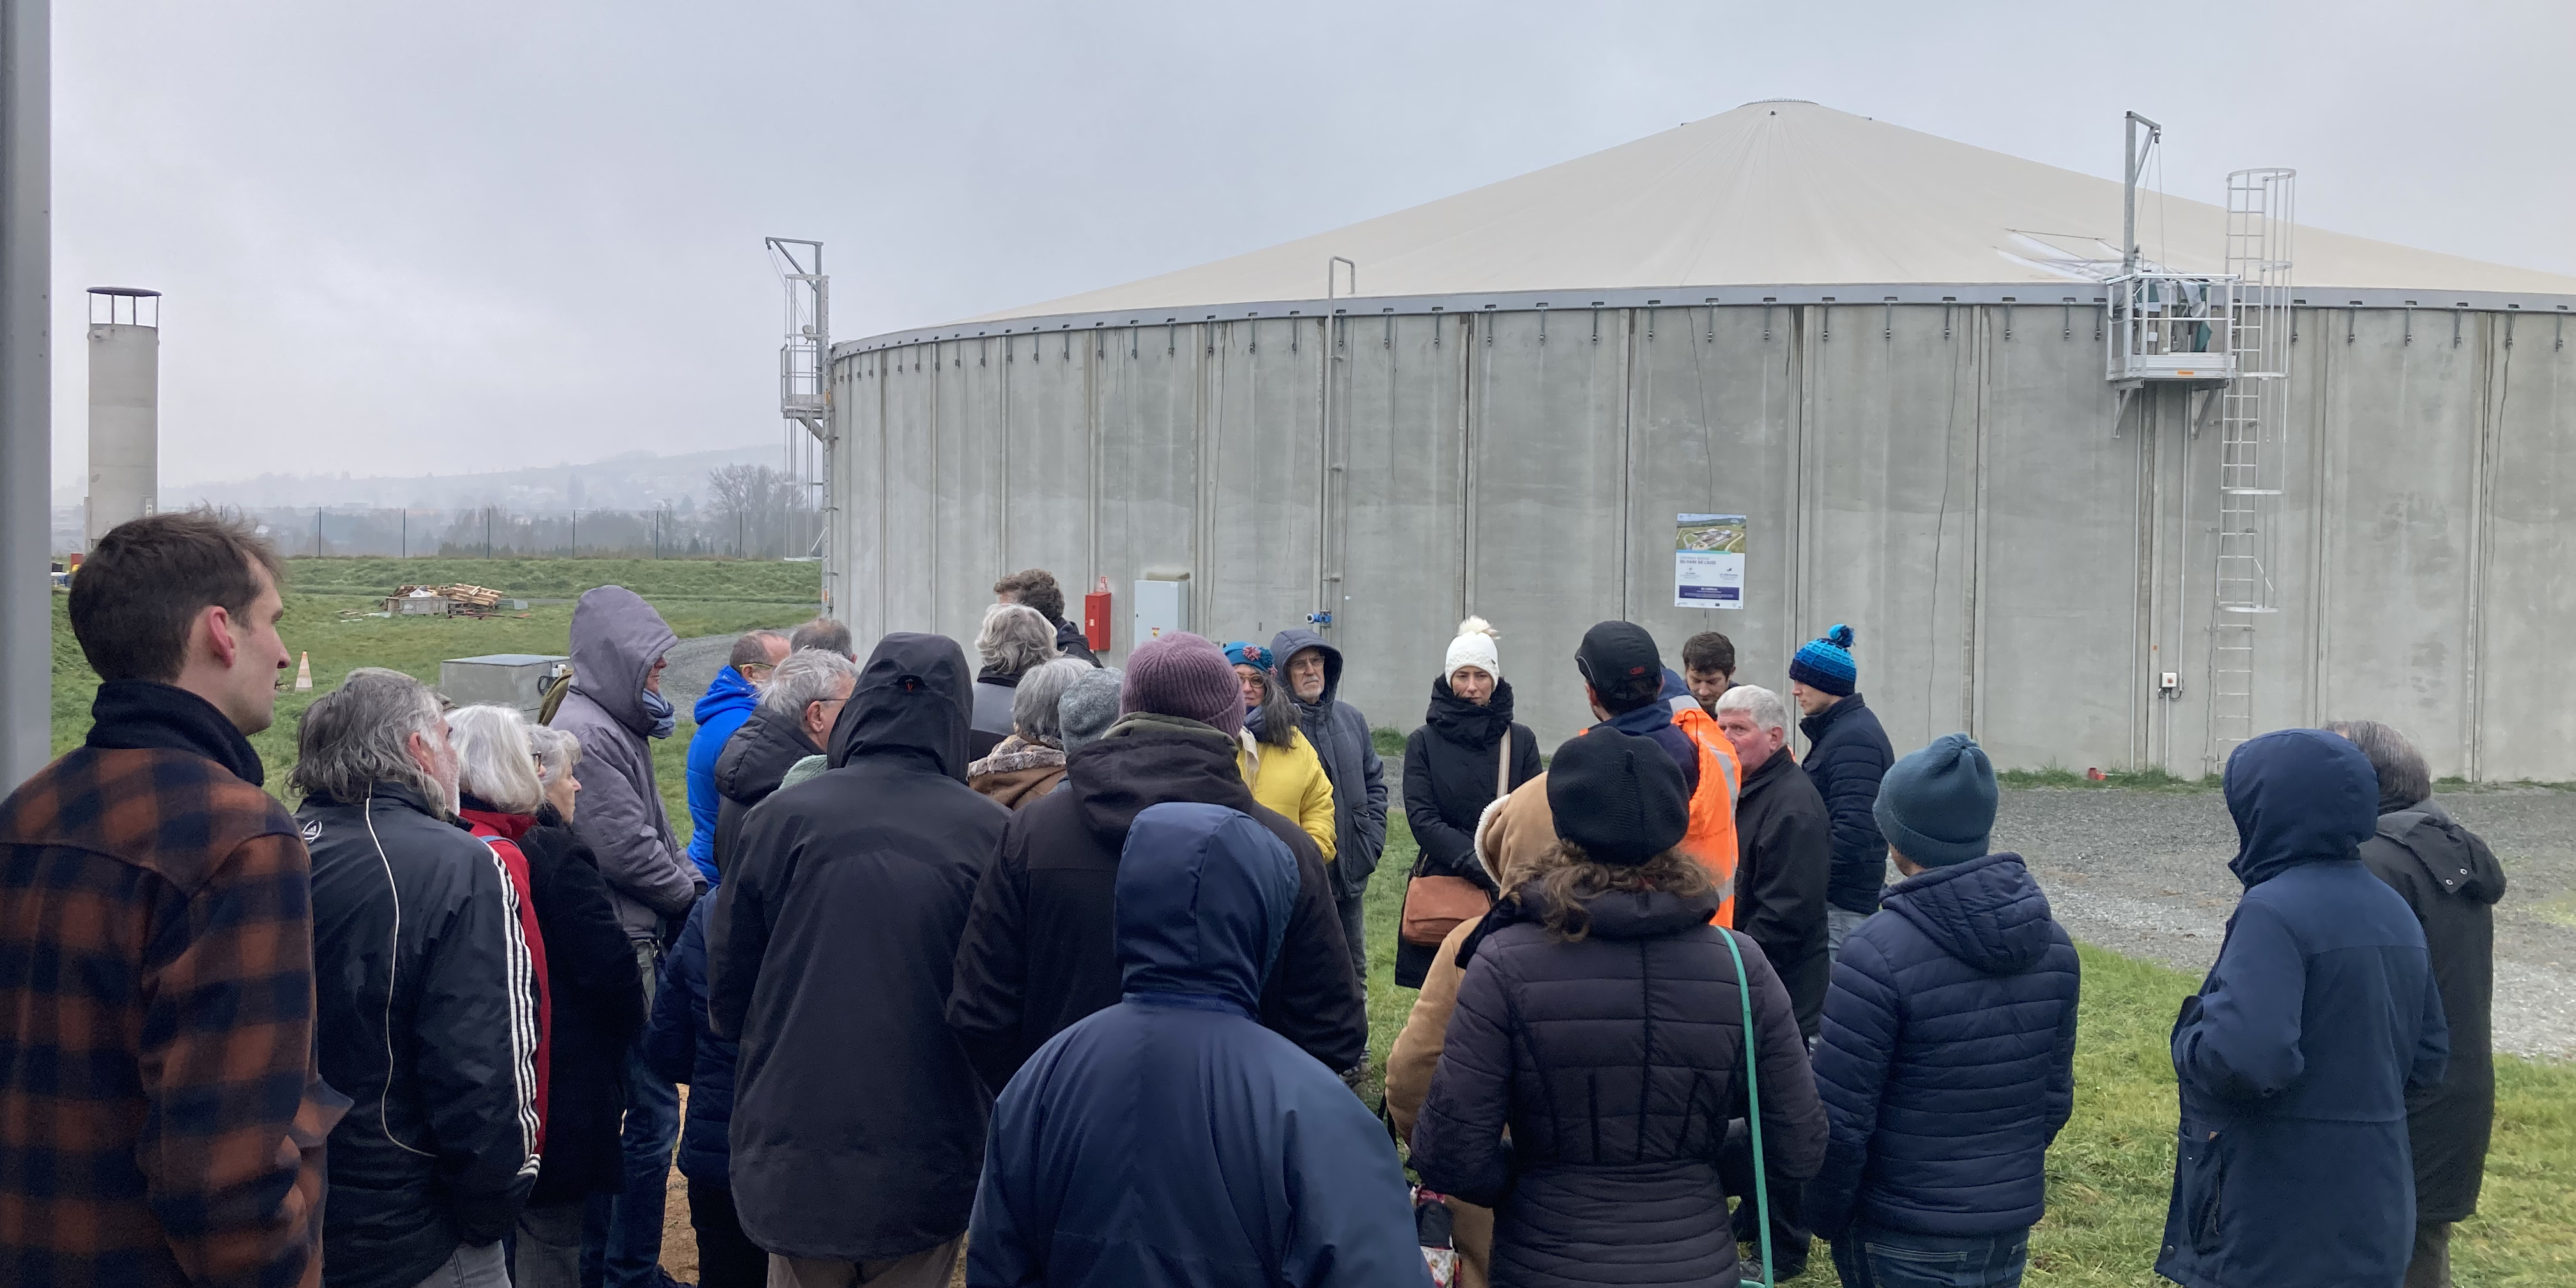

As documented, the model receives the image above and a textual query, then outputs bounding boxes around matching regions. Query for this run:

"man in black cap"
[1575,621,1699,795]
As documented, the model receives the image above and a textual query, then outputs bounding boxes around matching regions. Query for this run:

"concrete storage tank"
[825,101,2576,779]
[84,286,160,548]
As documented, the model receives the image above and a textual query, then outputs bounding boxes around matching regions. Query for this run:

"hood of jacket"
[1068,715,1255,847]
[1882,851,2059,974]
[694,664,762,726]
[1268,627,1344,713]
[1423,674,1516,748]
[1116,802,1300,1014]
[1460,877,1723,966]
[824,632,974,779]
[2224,727,2379,887]
[570,586,680,737]
[2376,799,2507,905]
[716,709,822,805]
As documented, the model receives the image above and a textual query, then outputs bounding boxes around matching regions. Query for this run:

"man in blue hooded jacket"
[2157,728,2449,1288]
[966,802,1427,1288]
[684,631,786,885]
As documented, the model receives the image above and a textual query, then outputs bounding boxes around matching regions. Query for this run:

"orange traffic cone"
[295,652,314,691]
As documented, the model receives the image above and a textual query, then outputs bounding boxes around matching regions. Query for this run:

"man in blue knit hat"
[1805,733,2081,1288]
[1789,625,1896,958]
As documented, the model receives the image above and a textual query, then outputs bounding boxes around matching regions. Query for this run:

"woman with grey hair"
[445,705,555,1254]
[2327,719,2506,1288]
[970,602,1062,761]
[969,657,1087,809]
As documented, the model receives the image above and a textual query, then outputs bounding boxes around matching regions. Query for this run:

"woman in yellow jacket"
[1225,640,1337,861]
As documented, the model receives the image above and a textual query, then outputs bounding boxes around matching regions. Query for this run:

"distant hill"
[51,443,783,514]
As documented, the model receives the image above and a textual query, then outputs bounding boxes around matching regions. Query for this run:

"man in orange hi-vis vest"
[1571,622,1742,921]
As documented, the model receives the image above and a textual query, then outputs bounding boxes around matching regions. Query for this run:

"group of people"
[0,510,2504,1288]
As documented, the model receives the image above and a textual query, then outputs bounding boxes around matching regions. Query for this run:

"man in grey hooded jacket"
[1267,628,1387,992]
[549,585,695,1288]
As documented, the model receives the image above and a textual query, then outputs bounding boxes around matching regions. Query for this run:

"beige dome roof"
[959,100,2575,325]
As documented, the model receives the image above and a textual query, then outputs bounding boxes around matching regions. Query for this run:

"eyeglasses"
[742,663,777,680]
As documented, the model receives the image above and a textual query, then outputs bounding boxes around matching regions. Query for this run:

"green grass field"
[1355,819,2576,1286]
[46,557,2573,1284]
[49,557,821,797]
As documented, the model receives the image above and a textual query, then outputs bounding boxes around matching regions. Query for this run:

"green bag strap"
[1720,928,1775,1288]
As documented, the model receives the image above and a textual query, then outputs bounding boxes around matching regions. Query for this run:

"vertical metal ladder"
[2205,170,2295,765]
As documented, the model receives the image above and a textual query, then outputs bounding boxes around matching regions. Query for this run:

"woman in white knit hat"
[1393,617,1542,988]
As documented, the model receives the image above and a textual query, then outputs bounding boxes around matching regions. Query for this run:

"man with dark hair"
[0,511,344,1286]
[995,567,1099,666]
[788,616,854,660]
[686,630,788,885]
[296,669,541,1288]
[1681,630,1736,714]
[1574,621,1742,922]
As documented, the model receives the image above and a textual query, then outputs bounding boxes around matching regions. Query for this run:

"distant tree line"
[186,465,822,560]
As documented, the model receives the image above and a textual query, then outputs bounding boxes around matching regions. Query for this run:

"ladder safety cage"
[2203,168,2296,765]
[766,237,834,588]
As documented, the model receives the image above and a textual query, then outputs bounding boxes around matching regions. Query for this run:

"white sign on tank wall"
[1673,514,1747,610]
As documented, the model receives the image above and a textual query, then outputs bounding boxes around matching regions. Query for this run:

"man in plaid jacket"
[0,512,346,1288]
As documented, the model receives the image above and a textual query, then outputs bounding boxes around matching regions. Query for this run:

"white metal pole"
[0,0,51,787]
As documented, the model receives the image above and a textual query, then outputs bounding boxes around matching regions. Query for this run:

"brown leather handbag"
[1400,737,1511,948]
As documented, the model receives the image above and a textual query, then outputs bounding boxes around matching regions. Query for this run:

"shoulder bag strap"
[1721,929,1775,1288]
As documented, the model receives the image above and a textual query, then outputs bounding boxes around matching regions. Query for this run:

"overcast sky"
[49,0,2576,488]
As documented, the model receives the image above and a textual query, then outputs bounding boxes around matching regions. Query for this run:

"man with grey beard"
[296,668,541,1288]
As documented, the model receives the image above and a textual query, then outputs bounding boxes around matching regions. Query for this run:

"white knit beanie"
[1444,617,1502,682]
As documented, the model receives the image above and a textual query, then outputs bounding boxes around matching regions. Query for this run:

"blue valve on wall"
[1306,610,1333,628]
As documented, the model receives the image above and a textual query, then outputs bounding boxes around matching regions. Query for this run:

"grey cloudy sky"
[50,0,2576,488]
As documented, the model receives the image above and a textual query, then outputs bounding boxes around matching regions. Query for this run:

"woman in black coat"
[1411,730,1827,1288]
[1396,618,1541,988]
[515,727,647,1273]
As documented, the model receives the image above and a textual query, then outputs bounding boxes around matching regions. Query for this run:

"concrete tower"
[84,286,158,549]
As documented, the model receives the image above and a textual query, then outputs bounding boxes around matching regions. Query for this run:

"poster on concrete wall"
[1673,514,1747,610]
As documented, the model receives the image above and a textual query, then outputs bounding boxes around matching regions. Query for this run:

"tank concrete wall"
[831,302,2576,779]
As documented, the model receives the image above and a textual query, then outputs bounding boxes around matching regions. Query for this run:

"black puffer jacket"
[1397,677,1540,988]
[711,709,820,880]
[300,782,540,1288]
[708,633,1011,1263]
[518,808,645,1206]
[1800,694,1895,915]
[1731,750,1832,1038]
[2358,799,2504,1222]
[1410,883,1827,1288]
[1804,852,2080,1238]
[946,714,1368,1092]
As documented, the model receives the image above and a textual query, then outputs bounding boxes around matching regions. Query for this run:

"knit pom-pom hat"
[1789,624,1859,697]
[1444,616,1501,682]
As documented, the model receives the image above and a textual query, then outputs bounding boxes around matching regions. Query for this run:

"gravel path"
[660,629,800,710]
[2004,786,2576,1060]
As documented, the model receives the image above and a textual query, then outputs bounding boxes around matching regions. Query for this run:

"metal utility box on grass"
[441,654,569,719]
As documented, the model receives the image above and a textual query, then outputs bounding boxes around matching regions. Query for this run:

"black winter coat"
[1397,677,1540,988]
[645,898,735,1186]
[1732,750,1833,1039]
[300,783,540,1288]
[707,633,1012,1263]
[946,714,1369,1092]
[1410,884,1827,1288]
[1053,616,1100,667]
[2358,799,2503,1222]
[1800,693,1895,914]
[711,709,820,881]
[1266,629,1388,900]
[1804,852,2080,1238]
[518,809,645,1205]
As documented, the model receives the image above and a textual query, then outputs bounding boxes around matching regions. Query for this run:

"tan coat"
[1384,775,1562,1288]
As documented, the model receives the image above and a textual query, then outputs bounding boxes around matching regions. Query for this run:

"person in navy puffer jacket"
[2156,729,2448,1288]
[1806,733,2080,1288]
[643,900,760,1288]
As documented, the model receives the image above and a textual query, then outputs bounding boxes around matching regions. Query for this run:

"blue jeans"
[1830,1223,2028,1288]
[585,942,682,1288]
